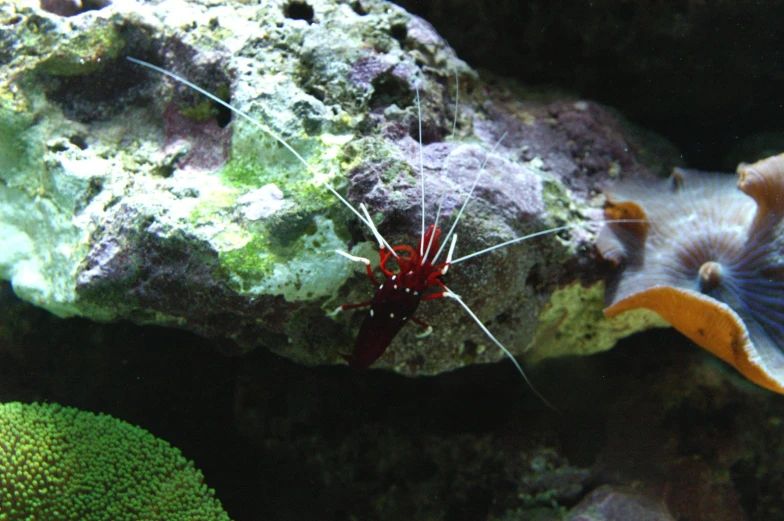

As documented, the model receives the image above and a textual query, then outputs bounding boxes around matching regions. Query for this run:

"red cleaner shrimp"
[126,56,640,409]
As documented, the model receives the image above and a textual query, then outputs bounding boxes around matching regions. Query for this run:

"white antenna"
[442,288,557,411]
[415,85,425,256]
[125,57,399,252]
[451,219,649,265]
[423,71,460,264]
[433,132,508,263]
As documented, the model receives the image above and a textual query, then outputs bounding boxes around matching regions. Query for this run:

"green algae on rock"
[0,401,230,521]
[527,281,668,364]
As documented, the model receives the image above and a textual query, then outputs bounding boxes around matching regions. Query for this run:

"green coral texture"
[0,402,231,521]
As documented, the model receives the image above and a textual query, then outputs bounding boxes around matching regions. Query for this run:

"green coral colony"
[0,402,230,521]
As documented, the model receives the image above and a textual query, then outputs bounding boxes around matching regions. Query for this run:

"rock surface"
[565,485,675,521]
[1,0,675,373]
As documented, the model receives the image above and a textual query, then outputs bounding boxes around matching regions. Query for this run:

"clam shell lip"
[599,153,784,394]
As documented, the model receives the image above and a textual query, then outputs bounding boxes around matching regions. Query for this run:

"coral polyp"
[598,153,784,393]
[0,401,231,521]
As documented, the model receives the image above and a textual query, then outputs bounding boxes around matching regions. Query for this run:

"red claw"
[339,224,447,368]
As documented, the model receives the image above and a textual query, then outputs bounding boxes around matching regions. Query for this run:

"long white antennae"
[441,234,457,274]
[433,132,508,263]
[424,190,445,263]
[423,71,460,263]
[442,287,557,411]
[450,219,648,265]
[415,85,426,256]
[126,57,375,232]
[360,203,397,257]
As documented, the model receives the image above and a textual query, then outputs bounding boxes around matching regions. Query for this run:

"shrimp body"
[345,225,447,368]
